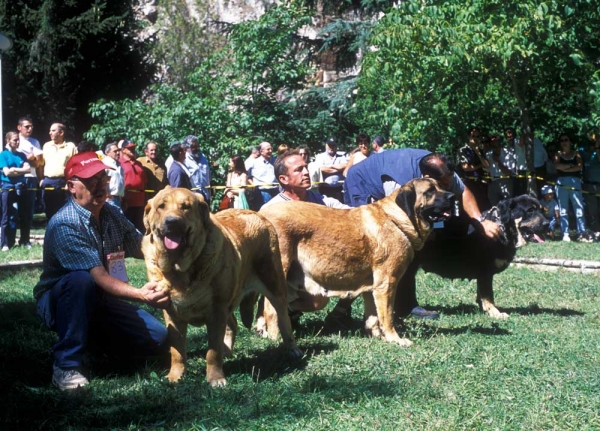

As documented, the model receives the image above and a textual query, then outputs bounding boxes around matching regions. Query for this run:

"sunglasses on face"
[70,174,108,189]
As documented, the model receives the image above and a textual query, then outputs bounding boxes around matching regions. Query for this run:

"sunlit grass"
[0,243,598,430]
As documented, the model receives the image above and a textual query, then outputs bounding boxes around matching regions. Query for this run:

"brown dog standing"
[142,187,301,387]
[258,178,455,346]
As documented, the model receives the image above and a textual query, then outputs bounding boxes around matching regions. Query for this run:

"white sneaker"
[1,246,8,252]
[52,365,89,391]
[562,234,571,242]
[410,306,440,320]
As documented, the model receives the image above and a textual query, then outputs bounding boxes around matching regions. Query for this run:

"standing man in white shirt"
[17,117,44,247]
[314,136,347,202]
[247,141,278,207]
[101,142,125,208]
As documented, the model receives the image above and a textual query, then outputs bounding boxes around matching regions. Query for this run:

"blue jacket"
[343,149,430,206]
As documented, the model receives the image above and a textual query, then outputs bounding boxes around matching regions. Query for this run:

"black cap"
[326,136,338,146]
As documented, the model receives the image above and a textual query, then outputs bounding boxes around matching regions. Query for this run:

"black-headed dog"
[395,194,548,319]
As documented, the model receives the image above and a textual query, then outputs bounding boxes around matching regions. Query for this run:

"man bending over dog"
[340,149,501,319]
[34,152,170,391]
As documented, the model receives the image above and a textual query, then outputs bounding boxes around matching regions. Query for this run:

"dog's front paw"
[395,337,413,347]
[209,377,227,388]
[364,315,383,339]
[487,308,509,319]
[166,369,184,383]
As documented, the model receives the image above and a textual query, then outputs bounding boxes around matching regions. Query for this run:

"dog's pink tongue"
[164,236,182,250]
[534,233,545,243]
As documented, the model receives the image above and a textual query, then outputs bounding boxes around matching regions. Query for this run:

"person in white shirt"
[247,141,278,207]
[313,136,347,201]
[101,142,125,208]
[16,116,43,247]
[244,146,260,171]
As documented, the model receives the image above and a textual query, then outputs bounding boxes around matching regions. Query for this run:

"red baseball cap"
[64,152,113,180]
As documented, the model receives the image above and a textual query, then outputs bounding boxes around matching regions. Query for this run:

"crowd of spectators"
[457,127,600,242]
[0,118,214,251]
[2,118,599,250]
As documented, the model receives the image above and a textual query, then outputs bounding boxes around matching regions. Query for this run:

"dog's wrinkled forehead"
[413,177,442,195]
[513,195,542,217]
[154,189,197,214]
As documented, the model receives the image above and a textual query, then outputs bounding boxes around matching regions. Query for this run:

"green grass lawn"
[0,242,599,430]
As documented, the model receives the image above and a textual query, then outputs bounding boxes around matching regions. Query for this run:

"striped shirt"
[34,197,142,300]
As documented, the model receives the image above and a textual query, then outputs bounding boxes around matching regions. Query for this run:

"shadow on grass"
[182,340,340,383]
[502,304,585,317]
[429,303,585,318]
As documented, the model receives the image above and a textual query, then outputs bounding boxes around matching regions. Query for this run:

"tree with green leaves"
[355,0,600,191]
[86,4,321,191]
[0,0,153,136]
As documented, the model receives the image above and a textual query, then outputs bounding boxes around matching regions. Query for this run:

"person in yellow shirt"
[41,123,77,221]
[138,141,168,201]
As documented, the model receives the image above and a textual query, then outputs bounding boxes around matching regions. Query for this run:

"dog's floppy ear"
[395,181,416,219]
[496,198,514,225]
[195,192,210,226]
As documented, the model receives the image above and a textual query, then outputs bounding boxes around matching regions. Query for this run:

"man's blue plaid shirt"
[34,197,142,301]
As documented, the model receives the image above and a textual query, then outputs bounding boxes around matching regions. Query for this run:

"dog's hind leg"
[253,296,269,338]
[262,294,303,359]
[223,313,237,358]
[363,292,382,339]
[394,259,420,319]
[255,248,302,359]
[164,309,189,383]
[239,292,258,329]
[477,274,509,319]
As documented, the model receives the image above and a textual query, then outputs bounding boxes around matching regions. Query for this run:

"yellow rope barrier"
[2,174,598,197]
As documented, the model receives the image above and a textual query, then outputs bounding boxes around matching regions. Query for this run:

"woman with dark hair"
[553,133,588,242]
[343,133,371,176]
[225,155,249,209]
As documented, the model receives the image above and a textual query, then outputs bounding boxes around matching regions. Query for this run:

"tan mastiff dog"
[258,178,455,346]
[142,187,302,387]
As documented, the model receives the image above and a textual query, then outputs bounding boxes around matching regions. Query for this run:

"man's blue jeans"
[36,271,168,369]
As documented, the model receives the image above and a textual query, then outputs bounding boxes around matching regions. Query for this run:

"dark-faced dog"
[395,194,548,319]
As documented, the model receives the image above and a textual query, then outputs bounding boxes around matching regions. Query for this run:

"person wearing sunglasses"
[16,116,43,247]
